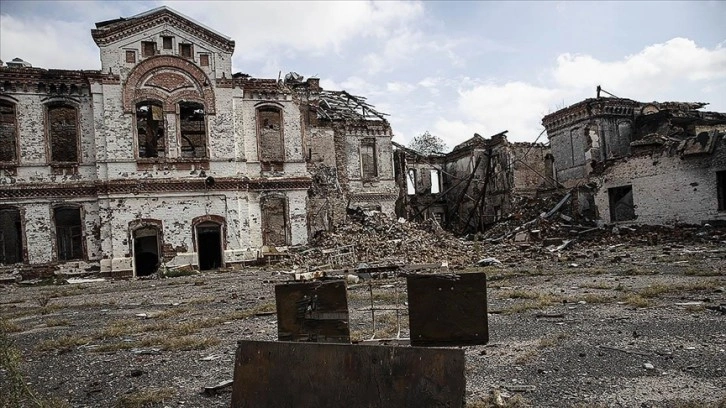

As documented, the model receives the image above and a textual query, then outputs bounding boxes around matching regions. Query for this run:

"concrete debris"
[203,379,233,396]
[477,258,502,267]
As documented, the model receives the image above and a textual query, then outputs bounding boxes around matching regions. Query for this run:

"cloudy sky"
[1,1,725,150]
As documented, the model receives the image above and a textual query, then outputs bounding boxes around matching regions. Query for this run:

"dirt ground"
[1,238,725,408]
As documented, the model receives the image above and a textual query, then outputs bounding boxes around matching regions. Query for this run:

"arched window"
[136,101,165,158]
[47,103,79,163]
[0,100,18,163]
[257,106,284,166]
[179,102,207,158]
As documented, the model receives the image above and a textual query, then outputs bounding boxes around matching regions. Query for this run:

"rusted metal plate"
[407,273,488,346]
[274,280,350,343]
[231,340,465,408]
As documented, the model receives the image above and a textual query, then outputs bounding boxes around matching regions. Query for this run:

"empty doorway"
[134,227,160,276]
[196,222,222,270]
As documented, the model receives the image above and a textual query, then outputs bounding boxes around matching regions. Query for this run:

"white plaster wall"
[595,145,726,225]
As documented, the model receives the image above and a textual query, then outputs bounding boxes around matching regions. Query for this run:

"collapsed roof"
[317,90,389,122]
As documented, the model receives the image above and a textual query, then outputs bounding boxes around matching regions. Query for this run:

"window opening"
[179,102,206,158]
[180,43,192,58]
[54,207,82,261]
[142,41,156,57]
[257,107,284,165]
[125,50,136,63]
[0,208,22,264]
[48,104,79,163]
[0,101,17,162]
[608,185,635,222]
[162,36,173,50]
[718,171,726,212]
[360,138,377,179]
[199,54,210,66]
[430,169,441,194]
[136,101,165,158]
[407,169,416,195]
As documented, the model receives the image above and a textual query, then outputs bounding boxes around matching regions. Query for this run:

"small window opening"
[48,104,79,163]
[162,36,173,50]
[54,207,83,261]
[257,107,284,165]
[199,54,210,67]
[0,101,18,162]
[718,171,726,212]
[125,50,136,63]
[179,43,192,58]
[179,102,207,158]
[608,185,635,222]
[407,169,416,195]
[141,41,156,57]
[136,101,165,158]
[360,138,377,179]
[0,208,23,264]
[430,169,441,194]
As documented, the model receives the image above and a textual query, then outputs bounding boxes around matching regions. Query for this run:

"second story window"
[47,104,79,163]
[125,50,136,64]
[162,36,173,50]
[0,101,18,163]
[360,138,377,179]
[179,43,192,59]
[257,107,284,164]
[136,101,165,158]
[199,54,209,67]
[142,41,156,58]
[179,102,207,158]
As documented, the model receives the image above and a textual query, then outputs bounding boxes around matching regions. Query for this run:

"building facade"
[0,7,396,278]
[543,96,726,225]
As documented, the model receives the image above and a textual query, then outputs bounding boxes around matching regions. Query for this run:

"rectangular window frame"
[179,43,193,59]
[162,36,173,50]
[141,41,156,58]
[199,54,210,67]
[608,185,636,222]
[125,50,136,64]
[717,170,726,212]
[0,101,19,165]
[46,103,80,165]
[53,207,85,262]
[360,138,378,180]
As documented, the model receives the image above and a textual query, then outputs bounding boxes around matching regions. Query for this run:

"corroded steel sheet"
[407,273,489,346]
[231,340,465,408]
[275,280,350,343]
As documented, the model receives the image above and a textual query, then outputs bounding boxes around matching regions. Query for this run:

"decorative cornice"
[542,98,640,133]
[0,68,120,93]
[92,9,235,53]
[0,176,313,199]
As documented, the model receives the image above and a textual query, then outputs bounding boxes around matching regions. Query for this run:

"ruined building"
[0,7,396,277]
[543,96,726,225]
[394,132,554,234]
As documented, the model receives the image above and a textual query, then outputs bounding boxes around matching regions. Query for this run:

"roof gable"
[91,6,234,53]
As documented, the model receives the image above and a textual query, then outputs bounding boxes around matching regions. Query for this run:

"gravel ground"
[1,240,725,408]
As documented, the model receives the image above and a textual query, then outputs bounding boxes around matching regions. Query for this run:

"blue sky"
[1,1,725,149]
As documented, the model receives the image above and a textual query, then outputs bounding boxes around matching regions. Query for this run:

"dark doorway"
[608,185,635,222]
[0,208,23,264]
[134,227,160,277]
[197,222,222,270]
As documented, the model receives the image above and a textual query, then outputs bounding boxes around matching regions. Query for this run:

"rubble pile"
[289,211,479,268]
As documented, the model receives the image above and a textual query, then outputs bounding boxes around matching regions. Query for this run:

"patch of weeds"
[102,319,143,338]
[43,318,70,327]
[2,319,22,333]
[500,293,562,314]
[684,304,706,313]
[155,306,191,319]
[36,334,92,352]
[141,335,220,351]
[514,348,539,365]
[623,294,651,308]
[2,319,72,408]
[162,265,197,278]
[35,294,52,308]
[637,280,720,299]
[498,289,541,300]
[683,267,722,277]
[579,281,614,290]
[537,333,568,349]
[115,387,175,408]
[187,296,216,305]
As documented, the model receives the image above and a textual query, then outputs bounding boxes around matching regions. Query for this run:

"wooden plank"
[275,280,350,343]
[231,340,465,408]
[407,273,489,346]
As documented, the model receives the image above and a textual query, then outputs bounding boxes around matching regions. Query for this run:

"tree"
[408,131,448,155]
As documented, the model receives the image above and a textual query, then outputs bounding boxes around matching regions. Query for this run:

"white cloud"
[553,38,726,98]
[163,1,424,61]
[0,15,100,69]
